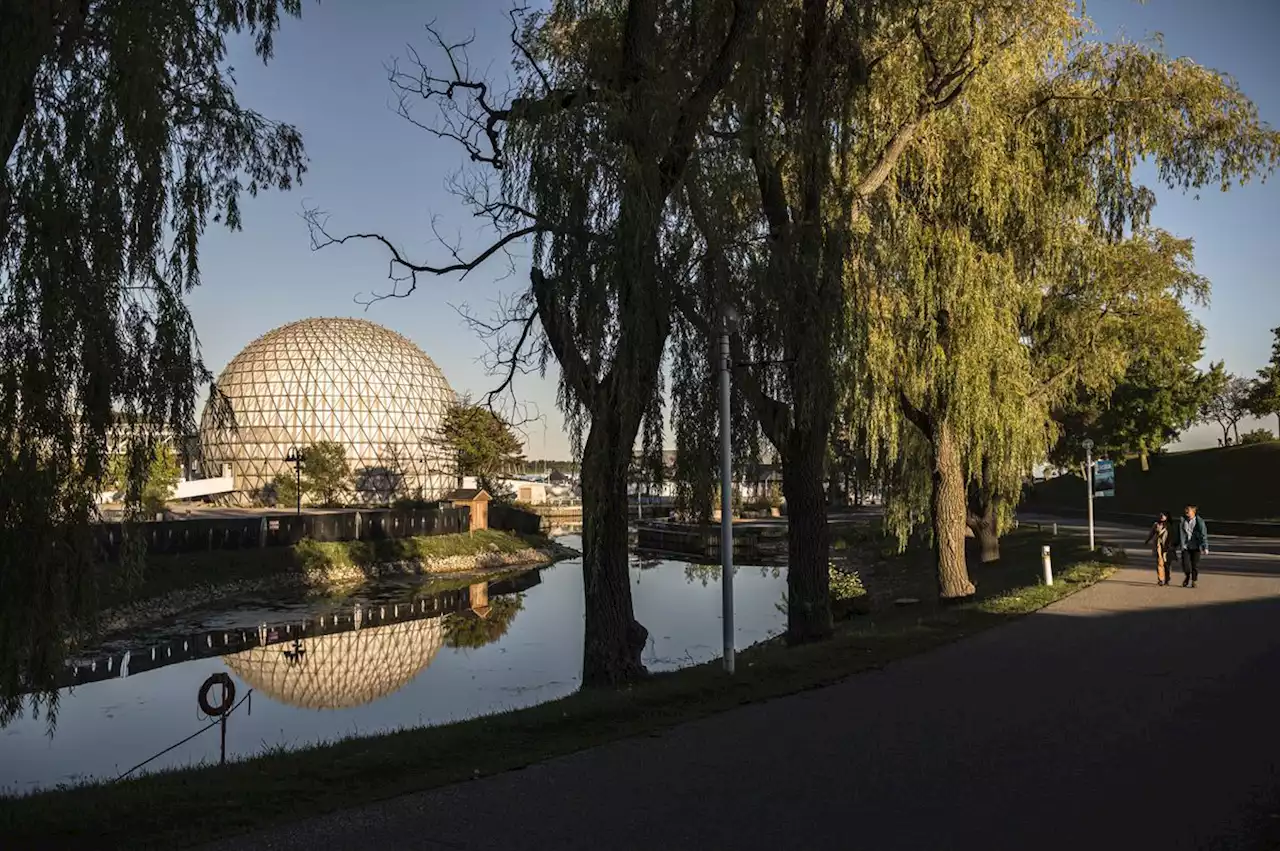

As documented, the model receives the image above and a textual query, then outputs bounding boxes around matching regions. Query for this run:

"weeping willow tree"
[307,1,761,685]
[674,0,1079,642]
[852,23,1279,597]
[0,0,307,724]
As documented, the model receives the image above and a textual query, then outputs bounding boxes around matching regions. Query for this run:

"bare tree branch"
[304,206,537,304]
[452,295,547,429]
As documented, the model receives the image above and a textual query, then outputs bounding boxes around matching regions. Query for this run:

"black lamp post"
[285,447,303,516]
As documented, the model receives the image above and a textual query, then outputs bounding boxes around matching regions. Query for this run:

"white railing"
[97,464,235,504]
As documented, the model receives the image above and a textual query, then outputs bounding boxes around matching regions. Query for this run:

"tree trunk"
[1139,441,1150,472]
[579,410,648,687]
[967,495,1001,563]
[1275,412,1279,437]
[1233,421,1241,442]
[782,427,831,644]
[932,420,975,599]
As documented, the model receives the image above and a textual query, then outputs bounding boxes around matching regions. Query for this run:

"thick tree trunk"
[782,427,832,644]
[579,410,648,687]
[1140,442,1150,472]
[967,495,1001,563]
[932,420,976,599]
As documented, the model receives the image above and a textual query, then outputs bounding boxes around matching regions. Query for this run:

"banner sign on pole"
[1093,459,1115,498]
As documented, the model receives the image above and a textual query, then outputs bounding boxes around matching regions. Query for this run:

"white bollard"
[1052,522,1058,537]
[1041,545,1054,587]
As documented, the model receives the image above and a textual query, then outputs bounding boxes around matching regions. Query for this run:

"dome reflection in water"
[0,548,788,795]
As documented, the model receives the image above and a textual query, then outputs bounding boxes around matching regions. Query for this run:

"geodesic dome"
[199,318,456,503]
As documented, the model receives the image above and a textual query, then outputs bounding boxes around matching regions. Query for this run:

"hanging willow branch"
[0,0,308,727]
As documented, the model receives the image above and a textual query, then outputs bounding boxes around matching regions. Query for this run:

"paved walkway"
[214,530,1280,851]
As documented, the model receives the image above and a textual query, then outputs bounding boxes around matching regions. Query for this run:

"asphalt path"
[208,515,1280,851]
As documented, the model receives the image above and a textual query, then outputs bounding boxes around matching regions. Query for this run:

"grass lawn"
[97,529,550,612]
[1026,441,1280,522]
[1,529,1120,850]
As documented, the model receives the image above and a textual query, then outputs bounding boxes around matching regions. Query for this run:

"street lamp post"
[718,305,738,675]
[1081,438,1095,551]
[285,447,303,516]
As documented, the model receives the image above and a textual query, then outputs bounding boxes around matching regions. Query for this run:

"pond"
[0,539,787,795]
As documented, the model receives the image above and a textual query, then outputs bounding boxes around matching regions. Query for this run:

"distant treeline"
[516,459,579,475]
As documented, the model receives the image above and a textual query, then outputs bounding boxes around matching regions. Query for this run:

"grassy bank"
[97,529,558,618]
[1027,442,1280,521]
[293,528,541,571]
[3,531,1119,849]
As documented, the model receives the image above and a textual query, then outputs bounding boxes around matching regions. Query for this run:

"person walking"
[1144,511,1173,586]
[1175,504,1209,588]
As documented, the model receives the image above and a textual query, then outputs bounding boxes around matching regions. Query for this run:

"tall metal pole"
[1084,444,1095,552]
[719,325,735,675]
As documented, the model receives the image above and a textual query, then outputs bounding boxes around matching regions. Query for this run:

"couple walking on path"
[1146,505,1210,587]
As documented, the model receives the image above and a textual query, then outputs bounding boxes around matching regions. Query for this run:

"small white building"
[461,476,550,505]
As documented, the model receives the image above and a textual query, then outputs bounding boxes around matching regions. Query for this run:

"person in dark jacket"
[1144,511,1173,586]
[1174,504,1209,588]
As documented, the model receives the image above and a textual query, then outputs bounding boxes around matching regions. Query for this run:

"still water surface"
[0,539,786,794]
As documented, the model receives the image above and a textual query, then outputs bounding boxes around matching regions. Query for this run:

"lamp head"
[720,303,739,332]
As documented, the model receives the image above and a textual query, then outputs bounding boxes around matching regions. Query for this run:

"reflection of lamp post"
[719,304,739,675]
[285,447,303,516]
[282,638,306,666]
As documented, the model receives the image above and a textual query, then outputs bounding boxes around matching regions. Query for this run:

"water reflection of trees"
[683,564,784,587]
[443,595,525,649]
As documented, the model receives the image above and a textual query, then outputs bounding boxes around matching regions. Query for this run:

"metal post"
[1052,522,1058,537]
[1041,545,1053,586]
[719,326,735,675]
[1085,447,1095,552]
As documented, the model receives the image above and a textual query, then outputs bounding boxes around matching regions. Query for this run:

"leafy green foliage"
[442,403,524,482]
[1198,363,1253,443]
[1246,327,1280,431]
[1051,314,1209,469]
[271,472,300,510]
[0,0,306,726]
[1239,429,1275,446]
[848,9,1279,597]
[828,566,866,602]
[109,443,182,516]
[301,442,351,507]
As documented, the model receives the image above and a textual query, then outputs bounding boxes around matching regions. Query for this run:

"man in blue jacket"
[1175,504,1209,588]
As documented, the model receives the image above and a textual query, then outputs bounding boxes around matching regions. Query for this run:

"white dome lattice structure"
[222,617,446,709]
[199,318,457,502]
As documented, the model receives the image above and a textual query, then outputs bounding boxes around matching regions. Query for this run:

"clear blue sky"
[195,0,1280,459]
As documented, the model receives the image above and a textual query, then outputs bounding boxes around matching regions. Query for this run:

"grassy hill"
[1025,442,1280,523]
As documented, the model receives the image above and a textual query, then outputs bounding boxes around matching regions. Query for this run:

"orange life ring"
[198,673,236,716]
